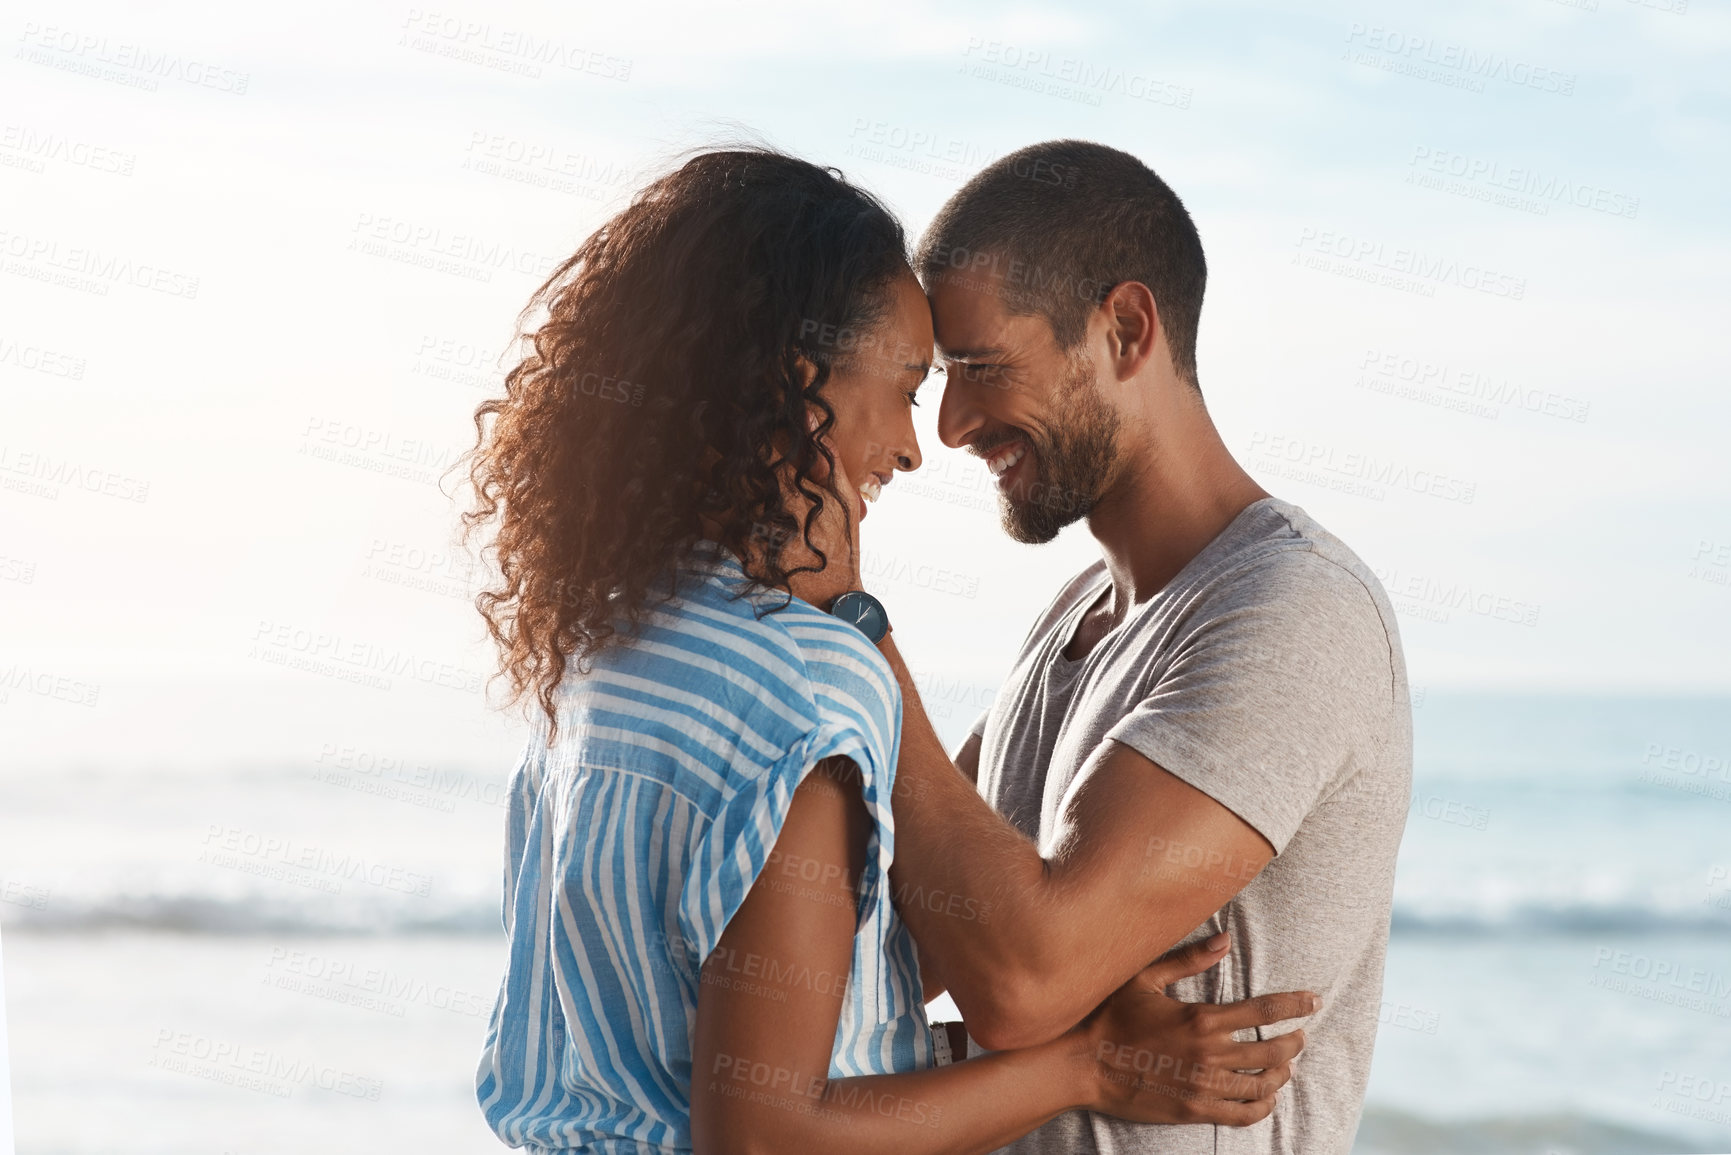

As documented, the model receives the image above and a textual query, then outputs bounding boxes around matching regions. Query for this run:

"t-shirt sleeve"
[1103,550,1395,854]
[967,706,991,741]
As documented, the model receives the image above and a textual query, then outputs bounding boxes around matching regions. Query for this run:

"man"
[871,140,1413,1153]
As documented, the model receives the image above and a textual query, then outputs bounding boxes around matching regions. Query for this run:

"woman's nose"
[894,435,922,473]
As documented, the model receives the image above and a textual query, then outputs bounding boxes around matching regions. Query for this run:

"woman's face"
[815,270,933,525]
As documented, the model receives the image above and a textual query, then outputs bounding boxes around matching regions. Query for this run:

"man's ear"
[1103,281,1159,382]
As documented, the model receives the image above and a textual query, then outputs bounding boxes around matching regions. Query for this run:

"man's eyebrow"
[937,346,1008,361]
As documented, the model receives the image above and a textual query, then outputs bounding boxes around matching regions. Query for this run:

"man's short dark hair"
[916,139,1206,386]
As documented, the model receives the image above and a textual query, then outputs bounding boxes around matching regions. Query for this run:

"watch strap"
[930,1021,953,1066]
[931,1020,967,1066]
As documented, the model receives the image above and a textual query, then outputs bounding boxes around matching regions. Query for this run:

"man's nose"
[937,376,984,450]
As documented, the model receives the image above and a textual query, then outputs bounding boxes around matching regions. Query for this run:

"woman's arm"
[690,758,1307,1155]
[900,732,982,1005]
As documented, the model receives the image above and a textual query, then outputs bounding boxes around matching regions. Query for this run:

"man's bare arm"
[882,634,1277,1052]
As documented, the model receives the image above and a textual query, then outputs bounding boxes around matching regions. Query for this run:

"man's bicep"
[1046,738,1274,970]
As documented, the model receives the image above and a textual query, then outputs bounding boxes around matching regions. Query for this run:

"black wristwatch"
[828,590,890,643]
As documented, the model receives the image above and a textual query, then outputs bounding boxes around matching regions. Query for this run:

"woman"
[461,148,1295,1153]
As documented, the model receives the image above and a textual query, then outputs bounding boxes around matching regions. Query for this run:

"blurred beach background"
[3,0,1728,1151]
[2,696,1729,1153]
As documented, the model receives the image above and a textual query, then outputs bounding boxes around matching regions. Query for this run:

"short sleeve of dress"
[675,611,905,1023]
[499,718,550,937]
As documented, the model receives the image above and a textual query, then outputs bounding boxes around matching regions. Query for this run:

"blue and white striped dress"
[476,544,934,1153]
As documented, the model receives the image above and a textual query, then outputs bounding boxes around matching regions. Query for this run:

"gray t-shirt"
[971,497,1411,1155]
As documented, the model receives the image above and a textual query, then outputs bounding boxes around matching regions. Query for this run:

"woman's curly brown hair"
[457,148,909,743]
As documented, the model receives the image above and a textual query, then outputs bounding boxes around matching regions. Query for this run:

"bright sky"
[3,0,1727,771]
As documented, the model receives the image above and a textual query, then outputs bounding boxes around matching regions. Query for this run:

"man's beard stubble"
[1000,351,1122,545]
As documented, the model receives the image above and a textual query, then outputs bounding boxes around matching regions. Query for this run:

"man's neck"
[1084,393,1269,612]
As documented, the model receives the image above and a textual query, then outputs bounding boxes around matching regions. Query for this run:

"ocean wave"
[1391,898,1731,937]
[5,889,1730,938]
[1353,1105,1722,1154]
[0,890,500,936]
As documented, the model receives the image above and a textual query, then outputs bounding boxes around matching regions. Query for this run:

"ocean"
[2,693,1728,1154]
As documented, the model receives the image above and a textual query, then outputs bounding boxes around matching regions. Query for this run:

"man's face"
[927,269,1122,544]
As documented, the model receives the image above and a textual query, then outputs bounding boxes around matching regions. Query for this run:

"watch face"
[832,591,887,642]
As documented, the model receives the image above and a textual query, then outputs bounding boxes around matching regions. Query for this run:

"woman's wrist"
[939,1019,1096,1110]
[1031,1023,1107,1113]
